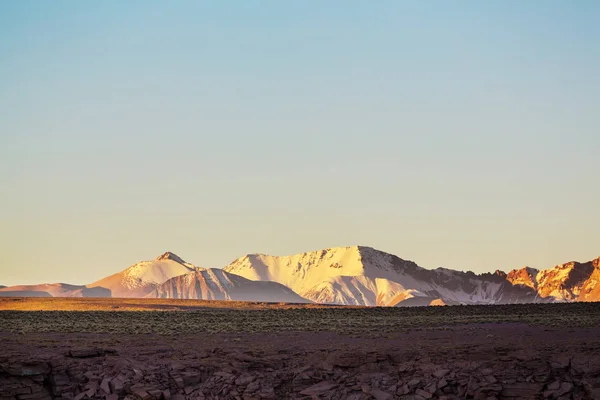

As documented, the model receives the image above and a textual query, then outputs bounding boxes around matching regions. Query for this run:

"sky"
[1,1,599,286]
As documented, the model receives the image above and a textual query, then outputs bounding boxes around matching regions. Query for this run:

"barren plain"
[1,298,600,400]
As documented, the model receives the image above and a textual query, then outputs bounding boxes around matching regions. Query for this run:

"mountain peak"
[155,252,186,264]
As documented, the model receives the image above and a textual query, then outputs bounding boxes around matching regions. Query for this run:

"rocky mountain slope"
[225,246,600,306]
[223,246,543,306]
[0,283,110,298]
[86,252,199,298]
[149,268,311,303]
[507,257,600,302]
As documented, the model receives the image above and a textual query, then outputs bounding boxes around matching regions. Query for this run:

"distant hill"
[0,283,109,298]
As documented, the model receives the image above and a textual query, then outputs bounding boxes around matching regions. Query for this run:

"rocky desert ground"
[1,298,600,400]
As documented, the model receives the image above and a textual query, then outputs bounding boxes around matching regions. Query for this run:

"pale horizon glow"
[1,1,599,286]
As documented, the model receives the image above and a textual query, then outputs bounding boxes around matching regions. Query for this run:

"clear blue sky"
[1,1,599,285]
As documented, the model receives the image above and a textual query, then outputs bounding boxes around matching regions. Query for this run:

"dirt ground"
[1,299,600,400]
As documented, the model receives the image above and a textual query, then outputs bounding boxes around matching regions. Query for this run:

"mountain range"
[1,246,598,306]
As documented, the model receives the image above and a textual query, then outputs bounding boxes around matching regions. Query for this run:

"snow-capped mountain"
[0,283,110,298]
[3,247,598,305]
[223,246,542,306]
[149,268,311,303]
[87,252,200,298]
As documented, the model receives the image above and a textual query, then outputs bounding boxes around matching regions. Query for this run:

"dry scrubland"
[1,297,599,334]
[2,298,600,399]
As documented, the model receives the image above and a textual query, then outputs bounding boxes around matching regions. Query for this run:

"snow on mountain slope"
[224,246,542,306]
[535,259,597,301]
[87,252,200,298]
[224,247,368,295]
[302,275,426,306]
[149,268,311,303]
[0,283,110,298]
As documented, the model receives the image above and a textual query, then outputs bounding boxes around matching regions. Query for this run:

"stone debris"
[298,380,337,395]
[3,353,595,400]
[67,348,117,359]
[1,332,599,400]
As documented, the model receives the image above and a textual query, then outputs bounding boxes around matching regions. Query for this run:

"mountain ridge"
[2,248,598,305]
[224,246,599,305]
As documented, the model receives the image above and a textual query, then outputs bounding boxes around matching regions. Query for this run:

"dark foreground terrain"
[1,299,600,400]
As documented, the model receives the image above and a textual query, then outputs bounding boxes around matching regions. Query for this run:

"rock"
[68,349,102,358]
[397,384,410,395]
[547,381,561,390]
[130,388,151,400]
[415,388,433,399]
[106,396,118,400]
[555,356,572,369]
[433,369,450,378]
[326,352,375,368]
[73,393,86,400]
[244,381,260,394]
[557,382,573,396]
[182,372,202,386]
[6,362,50,377]
[109,379,124,394]
[83,371,98,382]
[299,381,337,396]
[235,375,255,386]
[346,394,368,400]
[161,390,171,400]
[16,387,32,395]
[408,379,421,388]
[133,369,144,379]
[51,372,70,386]
[172,377,184,389]
[257,385,275,399]
[370,388,393,400]
[99,379,111,394]
[17,391,52,400]
[148,389,163,399]
[170,395,185,400]
[483,384,502,393]
[500,383,542,398]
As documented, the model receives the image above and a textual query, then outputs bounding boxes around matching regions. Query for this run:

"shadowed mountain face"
[0,291,52,297]
[3,249,599,306]
[149,268,311,303]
